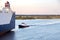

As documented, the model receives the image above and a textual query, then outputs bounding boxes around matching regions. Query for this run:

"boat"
[0,1,15,35]
[18,25,29,28]
[18,23,29,28]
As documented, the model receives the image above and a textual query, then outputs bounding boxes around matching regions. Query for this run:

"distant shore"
[16,15,60,19]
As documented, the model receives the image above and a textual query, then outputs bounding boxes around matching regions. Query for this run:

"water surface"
[14,19,60,40]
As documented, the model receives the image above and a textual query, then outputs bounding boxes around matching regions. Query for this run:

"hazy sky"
[0,0,60,15]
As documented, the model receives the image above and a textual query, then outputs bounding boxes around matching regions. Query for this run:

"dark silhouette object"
[0,31,15,40]
[18,23,29,28]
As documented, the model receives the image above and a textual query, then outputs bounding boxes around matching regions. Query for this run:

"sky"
[0,0,60,15]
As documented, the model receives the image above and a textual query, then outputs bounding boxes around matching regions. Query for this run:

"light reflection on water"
[14,19,60,40]
[15,19,60,30]
[15,19,60,26]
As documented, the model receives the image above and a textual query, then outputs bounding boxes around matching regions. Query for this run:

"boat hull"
[0,13,15,35]
[18,25,29,28]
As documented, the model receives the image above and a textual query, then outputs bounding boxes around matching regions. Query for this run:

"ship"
[0,1,15,35]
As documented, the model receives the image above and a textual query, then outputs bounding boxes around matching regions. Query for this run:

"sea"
[14,19,60,40]
[1,19,60,40]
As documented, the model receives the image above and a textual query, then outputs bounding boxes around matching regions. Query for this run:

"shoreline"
[16,15,60,19]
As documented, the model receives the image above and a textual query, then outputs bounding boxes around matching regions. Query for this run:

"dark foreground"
[0,31,15,40]
[0,23,60,40]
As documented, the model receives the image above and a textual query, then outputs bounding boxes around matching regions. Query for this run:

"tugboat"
[0,1,15,35]
[18,23,29,28]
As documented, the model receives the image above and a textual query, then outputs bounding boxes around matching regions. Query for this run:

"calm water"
[14,19,60,40]
[16,19,60,26]
[1,19,60,40]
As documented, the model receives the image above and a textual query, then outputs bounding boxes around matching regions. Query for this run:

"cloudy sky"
[0,0,60,15]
